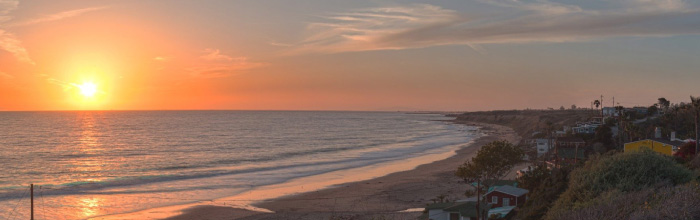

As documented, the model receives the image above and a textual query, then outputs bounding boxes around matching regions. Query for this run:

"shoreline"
[162,121,521,220]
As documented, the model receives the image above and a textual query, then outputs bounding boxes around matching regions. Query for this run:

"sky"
[0,0,699,111]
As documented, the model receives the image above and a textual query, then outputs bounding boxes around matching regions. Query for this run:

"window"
[503,198,510,206]
[492,196,497,203]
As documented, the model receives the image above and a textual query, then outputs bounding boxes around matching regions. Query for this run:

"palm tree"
[594,100,602,122]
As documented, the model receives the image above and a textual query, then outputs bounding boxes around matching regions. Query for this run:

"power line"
[5,186,29,220]
[39,186,47,220]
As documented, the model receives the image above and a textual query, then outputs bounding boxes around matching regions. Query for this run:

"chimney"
[655,127,662,139]
[671,131,677,141]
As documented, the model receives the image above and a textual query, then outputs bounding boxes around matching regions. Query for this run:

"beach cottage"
[484,185,528,208]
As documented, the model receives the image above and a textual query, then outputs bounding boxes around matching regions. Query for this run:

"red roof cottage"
[485,185,528,208]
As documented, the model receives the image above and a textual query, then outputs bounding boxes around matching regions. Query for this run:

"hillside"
[449,109,598,139]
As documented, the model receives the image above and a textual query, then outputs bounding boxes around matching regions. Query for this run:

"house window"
[503,198,510,206]
[492,196,497,204]
[450,212,459,220]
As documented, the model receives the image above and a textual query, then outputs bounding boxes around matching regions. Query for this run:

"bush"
[546,151,694,219]
[517,167,570,220]
[547,183,700,220]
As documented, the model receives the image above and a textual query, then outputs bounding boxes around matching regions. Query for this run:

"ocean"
[0,111,478,219]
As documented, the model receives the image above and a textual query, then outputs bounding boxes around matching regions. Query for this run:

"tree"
[658,97,671,112]
[571,104,577,110]
[455,141,524,220]
[594,100,601,109]
[559,106,565,110]
[516,164,550,192]
[593,124,614,151]
[647,105,658,116]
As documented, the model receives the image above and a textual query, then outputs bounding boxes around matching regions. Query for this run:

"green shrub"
[546,151,693,219]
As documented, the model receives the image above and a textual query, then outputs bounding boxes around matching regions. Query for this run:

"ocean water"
[0,111,477,219]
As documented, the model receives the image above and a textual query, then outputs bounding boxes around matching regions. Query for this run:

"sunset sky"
[1,0,699,111]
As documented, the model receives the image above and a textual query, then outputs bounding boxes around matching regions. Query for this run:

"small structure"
[624,139,684,156]
[485,185,529,208]
[571,122,599,134]
[424,201,491,220]
[535,139,552,157]
[602,107,618,117]
[554,137,587,165]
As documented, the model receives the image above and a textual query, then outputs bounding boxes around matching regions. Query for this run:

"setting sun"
[77,82,98,98]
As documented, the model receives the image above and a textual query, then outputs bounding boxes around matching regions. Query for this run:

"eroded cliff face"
[450,110,597,138]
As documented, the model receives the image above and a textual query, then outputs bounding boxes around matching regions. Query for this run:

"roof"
[650,138,685,147]
[488,206,516,218]
[470,180,518,192]
[556,137,585,143]
[626,139,685,147]
[489,185,529,197]
[536,139,550,144]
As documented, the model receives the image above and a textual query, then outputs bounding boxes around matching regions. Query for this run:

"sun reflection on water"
[79,197,104,218]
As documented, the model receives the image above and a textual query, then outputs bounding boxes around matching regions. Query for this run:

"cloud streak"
[0,0,33,64]
[6,6,108,27]
[189,49,266,78]
[0,70,13,79]
[0,2,107,64]
[0,29,33,64]
[293,1,700,53]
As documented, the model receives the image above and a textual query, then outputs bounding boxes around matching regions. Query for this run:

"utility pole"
[30,184,34,220]
[600,95,604,123]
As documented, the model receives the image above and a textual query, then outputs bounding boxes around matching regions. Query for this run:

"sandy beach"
[163,121,521,220]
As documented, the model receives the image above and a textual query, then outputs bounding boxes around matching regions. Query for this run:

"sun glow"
[77,82,98,97]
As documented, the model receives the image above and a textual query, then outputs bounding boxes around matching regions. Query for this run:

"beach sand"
[164,122,522,220]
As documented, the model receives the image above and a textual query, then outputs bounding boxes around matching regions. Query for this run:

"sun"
[77,82,98,98]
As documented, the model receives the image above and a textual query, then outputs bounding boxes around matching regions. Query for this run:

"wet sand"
[163,122,521,220]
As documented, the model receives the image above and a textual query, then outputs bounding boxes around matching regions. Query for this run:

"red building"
[484,185,529,208]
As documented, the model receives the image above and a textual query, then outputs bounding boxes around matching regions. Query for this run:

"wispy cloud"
[6,6,108,27]
[44,76,73,90]
[292,1,700,53]
[190,49,266,78]
[200,48,235,61]
[154,56,169,61]
[0,29,33,64]
[0,0,33,64]
[0,70,13,79]
[0,2,107,64]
